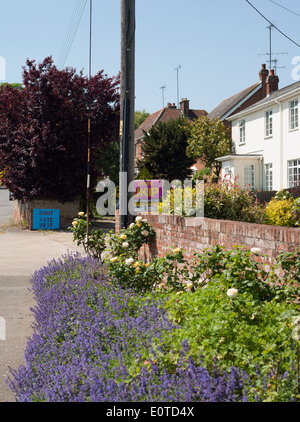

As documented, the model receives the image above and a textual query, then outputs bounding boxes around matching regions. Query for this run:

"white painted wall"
[230,92,300,191]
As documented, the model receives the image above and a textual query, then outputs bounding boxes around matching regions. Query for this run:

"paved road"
[0,191,84,401]
[0,228,87,402]
[0,191,115,402]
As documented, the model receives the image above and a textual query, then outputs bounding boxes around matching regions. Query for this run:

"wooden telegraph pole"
[120,0,135,229]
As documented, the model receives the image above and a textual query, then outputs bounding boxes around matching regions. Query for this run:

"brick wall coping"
[115,212,300,264]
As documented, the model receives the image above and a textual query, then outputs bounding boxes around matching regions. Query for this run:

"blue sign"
[33,209,60,230]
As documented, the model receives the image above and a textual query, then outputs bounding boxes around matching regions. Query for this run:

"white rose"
[250,248,261,254]
[122,242,129,248]
[135,216,143,222]
[142,219,147,223]
[141,230,149,237]
[129,223,135,229]
[227,288,238,299]
[125,258,134,266]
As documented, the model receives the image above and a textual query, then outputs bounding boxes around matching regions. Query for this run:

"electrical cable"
[58,0,83,68]
[57,0,88,69]
[58,0,87,68]
[267,0,300,18]
[245,0,300,48]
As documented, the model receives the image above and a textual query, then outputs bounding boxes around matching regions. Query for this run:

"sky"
[0,0,300,115]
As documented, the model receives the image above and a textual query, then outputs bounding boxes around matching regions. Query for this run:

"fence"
[252,186,300,204]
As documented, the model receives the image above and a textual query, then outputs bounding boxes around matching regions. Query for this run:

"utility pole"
[86,0,92,244]
[120,0,135,229]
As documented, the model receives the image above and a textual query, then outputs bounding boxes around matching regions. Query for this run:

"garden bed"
[6,215,300,402]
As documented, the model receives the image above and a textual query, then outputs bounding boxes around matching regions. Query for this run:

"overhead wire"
[245,0,300,48]
[266,0,300,18]
[57,0,88,69]
[57,0,83,68]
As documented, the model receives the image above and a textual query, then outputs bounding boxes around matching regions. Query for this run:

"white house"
[216,75,300,191]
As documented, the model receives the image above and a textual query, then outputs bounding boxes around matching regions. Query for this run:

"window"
[265,163,273,191]
[244,164,255,189]
[239,120,245,144]
[265,110,273,137]
[290,100,299,130]
[224,167,232,179]
[288,159,300,187]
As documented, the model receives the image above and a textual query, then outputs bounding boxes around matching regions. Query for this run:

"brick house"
[134,98,207,175]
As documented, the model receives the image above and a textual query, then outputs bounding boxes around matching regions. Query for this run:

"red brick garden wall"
[115,211,300,264]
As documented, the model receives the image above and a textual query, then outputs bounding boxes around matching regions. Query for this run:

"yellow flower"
[78,212,85,217]
[110,257,118,263]
[135,266,141,273]
[145,262,151,267]
[173,248,181,254]
[135,216,143,222]
[129,223,135,229]
[137,222,142,228]
[133,261,140,268]
[72,221,78,226]
[120,234,127,240]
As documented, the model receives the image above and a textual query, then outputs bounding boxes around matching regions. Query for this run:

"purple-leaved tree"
[0,57,120,202]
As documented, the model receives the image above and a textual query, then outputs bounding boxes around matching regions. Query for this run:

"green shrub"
[204,176,264,223]
[159,176,264,223]
[265,198,296,227]
[68,212,106,260]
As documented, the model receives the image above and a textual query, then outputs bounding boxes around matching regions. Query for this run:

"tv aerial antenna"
[258,24,288,74]
[159,85,166,108]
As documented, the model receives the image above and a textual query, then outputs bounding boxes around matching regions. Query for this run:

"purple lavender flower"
[6,253,256,402]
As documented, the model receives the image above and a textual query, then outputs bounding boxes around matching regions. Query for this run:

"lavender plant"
[6,254,252,402]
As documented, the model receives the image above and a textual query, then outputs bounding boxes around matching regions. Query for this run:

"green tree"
[135,109,150,129]
[0,82,23,91]
[137,118,195,181]
[187,116,231,177]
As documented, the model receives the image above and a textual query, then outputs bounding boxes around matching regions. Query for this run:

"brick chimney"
[259,64,269,98]
[180,98,190,116]
[167,102,176,109]
[266,69,279,96]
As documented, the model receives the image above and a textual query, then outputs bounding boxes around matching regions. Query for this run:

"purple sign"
[134,180,163,202]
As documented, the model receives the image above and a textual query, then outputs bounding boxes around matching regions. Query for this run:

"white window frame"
[239,120,245,145]
[244,164,255,189]
[290,99,299,131]
[288,159,300,187]
[265,109,273,137]
[265,163,273,191]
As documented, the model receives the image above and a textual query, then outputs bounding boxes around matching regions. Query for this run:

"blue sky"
[1,0,300,115]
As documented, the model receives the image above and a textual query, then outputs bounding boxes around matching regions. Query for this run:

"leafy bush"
[159,176,264,223]
[154,246,300,402]
[264,197,296,227]
[204,176,264,223]
[6,254,251,402]
[159,185,201,216]
[68,212,106,260]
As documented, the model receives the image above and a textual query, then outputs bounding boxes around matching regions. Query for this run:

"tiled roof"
[229,80,300,117]
[208,82,261,120]
[135,106,207,140]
